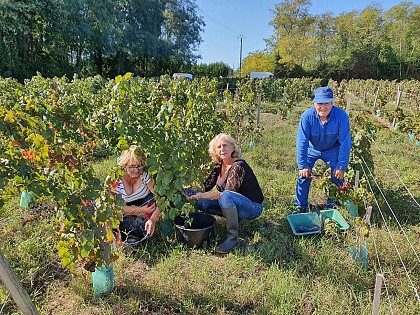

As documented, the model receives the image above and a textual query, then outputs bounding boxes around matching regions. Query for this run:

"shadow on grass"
[236,210,376,304]
[111,275,260,314]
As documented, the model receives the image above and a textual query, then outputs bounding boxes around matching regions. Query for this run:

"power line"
[204,23,238,39]
[198,8,239,36]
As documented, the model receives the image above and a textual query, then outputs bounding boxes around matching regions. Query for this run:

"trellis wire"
[359,154,420,264]
[366,133,420,208]
[0,294,10,315]
[361,181,394,314]
[360,157,420,303]
[0,202,56,229]
[0,242,60,314]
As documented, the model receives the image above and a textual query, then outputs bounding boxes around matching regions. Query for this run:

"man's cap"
[313,87,334,103]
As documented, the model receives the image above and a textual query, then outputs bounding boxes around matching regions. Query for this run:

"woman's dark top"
[203,159,264,204]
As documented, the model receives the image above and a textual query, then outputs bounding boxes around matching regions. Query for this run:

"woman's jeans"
[196,190,262,219]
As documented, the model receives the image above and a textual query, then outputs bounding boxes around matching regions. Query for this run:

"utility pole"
[238,34,244,79]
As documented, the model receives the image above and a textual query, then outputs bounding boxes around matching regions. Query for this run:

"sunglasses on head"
[123,165,145,171]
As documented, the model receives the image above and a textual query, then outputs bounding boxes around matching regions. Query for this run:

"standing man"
[294,86,352,212]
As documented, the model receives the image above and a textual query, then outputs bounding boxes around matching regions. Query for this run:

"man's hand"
[299,168,311,178]
[333,168,344,180]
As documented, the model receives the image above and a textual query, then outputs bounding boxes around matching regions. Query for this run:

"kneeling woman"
[188,133,264,253]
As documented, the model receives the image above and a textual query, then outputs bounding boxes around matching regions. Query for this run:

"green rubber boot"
[216,206,239,254]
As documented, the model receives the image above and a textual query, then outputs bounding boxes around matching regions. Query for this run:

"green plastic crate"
[287,209,349,236]
[321,209,350,231]
[286,212,322,236]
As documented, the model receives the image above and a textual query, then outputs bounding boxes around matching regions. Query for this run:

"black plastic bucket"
[174,212,215,247]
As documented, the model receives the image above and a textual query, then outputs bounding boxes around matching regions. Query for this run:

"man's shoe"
[294,205,307,213]
[327,198,341,209]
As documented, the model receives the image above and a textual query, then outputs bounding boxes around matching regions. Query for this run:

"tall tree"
[241,52,275,77]
[383,2,420,78]
[161,0,204,67]
[0,0,59,80]
[270,0,315,69]
[0,0,205,79]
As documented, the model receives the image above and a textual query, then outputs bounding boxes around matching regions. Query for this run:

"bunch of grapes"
[183,188,197,197]
[338,181,352,192]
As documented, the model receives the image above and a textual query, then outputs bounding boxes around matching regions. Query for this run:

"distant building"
[250,72,274,79]
[172,73,194,80]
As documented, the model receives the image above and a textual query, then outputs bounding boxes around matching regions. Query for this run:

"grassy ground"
[1,107,419,314]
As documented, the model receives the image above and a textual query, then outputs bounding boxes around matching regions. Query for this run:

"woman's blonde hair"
[208,133,241,163]
[119,145,146,167]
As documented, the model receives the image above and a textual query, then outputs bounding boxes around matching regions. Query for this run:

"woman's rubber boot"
[216,206,239,254]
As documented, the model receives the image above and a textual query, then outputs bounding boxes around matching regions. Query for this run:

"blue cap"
[313,87,334,103]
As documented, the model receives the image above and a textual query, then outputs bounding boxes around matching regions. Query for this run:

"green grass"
[1,109,419,314]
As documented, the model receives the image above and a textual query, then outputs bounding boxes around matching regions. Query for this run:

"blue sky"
[194,0,419,69]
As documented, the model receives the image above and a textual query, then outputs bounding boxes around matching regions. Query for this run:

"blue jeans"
[196,190,262,219]
[295,149,344,208]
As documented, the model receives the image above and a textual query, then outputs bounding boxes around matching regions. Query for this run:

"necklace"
[221,158,237,175]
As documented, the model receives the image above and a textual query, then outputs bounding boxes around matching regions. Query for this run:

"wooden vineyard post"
[363,83,368,103]
[346,98,351,115]
[354,170,360,190]
[0,251,40,315]
[282,87,286,108]
[373,86,379,109]
[393,87,402,129]
[372,273,384,315]
[256,82,262,127]
[395,86,401,107]
[257,92,261,127]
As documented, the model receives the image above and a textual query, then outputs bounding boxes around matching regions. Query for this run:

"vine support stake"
[346,98,351,115]
[0,251,40,315]
[354,170,360,189]
[257,93,261,127]
[283,87,286,108]
[372,273,384,315]
[373,86,379,108]
[364,206,372,224]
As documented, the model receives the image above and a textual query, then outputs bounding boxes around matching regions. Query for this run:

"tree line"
[2,0,418,82]
[242,0,420,81]
[0,0,216,81]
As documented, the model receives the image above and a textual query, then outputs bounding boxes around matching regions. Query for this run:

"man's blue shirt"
[296,106,352,170]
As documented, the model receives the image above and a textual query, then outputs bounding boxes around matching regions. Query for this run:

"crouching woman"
[115,145,160,242]
[188,133,264,253]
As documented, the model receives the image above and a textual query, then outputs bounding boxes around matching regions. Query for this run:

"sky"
[194,0,419,69]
